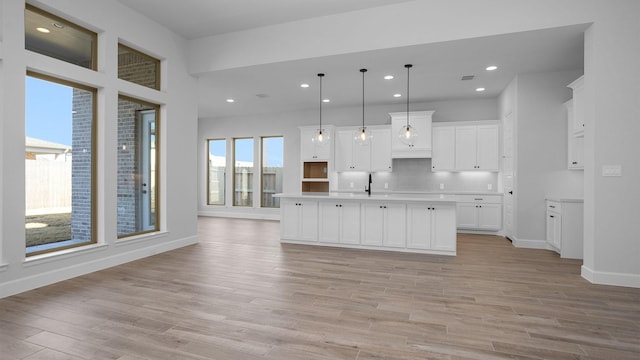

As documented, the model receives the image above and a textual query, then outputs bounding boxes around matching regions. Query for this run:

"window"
[117,96,159,238]
[233,138,253,207]
[207,139,226,205]
[118,44,161,90]
[25,5,97,70]
[261,137,283,208]
[25,73,96,255]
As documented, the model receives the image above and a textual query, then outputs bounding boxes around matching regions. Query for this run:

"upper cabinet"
[390,111,434,158]
[335,125,392,172]
[566,76,585,170]
[432,121,500,172]
[567,76,585,136]
[300,125,333,161]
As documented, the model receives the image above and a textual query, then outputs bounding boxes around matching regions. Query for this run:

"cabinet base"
[280,239,456,256]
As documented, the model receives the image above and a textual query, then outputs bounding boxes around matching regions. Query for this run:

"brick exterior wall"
[71,88,93,242]
[118,51,158,90]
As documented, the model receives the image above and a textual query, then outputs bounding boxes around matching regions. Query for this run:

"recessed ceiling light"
[384,75,394,80]
[476,87,486,92]
[393,93,402,98]
[486,65,498,71]
[226,99,235,103]
[300,83,309,88]
[36,27,50,33]
[322,99,330,103]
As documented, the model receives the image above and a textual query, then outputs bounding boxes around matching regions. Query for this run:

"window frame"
[206,138,226,206]
[260,136,283,208]
[25,4,98,71]
[232,137,254,207]
[116,95,161,239]
[117,43,161,91]
[25,71,98,256]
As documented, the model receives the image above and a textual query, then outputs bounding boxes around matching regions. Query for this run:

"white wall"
[0,0,198,298]
[194,0,640,287]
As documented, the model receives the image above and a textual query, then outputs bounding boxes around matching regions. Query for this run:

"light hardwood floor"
[1,217,639,359]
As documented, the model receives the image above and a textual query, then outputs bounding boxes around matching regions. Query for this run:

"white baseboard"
[581,265,640,288]
[0,235,198,299]
[198,210,280,221]
[511,237,549,249]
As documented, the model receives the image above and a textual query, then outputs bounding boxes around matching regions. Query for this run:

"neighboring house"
[25,136,71,161]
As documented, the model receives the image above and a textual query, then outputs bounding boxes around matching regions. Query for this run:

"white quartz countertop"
[545,196,584,203]
[274,192,458,203]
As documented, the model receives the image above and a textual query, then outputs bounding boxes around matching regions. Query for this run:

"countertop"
[275,192,458,203]
[545,196,584,203]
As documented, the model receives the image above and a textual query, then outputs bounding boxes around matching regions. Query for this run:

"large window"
[207,139,226,205]
[25,73,96,255]
[233,138,253,207]
[25,5,97,70]
[118,44,161,90]
[117,96,159,238]
[261,137,283,208]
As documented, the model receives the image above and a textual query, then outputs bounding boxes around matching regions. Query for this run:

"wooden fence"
[25,159,72,214]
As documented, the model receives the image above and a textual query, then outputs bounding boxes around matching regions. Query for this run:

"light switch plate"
[602,165,622,177]
[439,183,444,190]
[487,184,493,190]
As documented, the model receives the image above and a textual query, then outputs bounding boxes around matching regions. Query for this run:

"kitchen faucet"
[365,173,372,196]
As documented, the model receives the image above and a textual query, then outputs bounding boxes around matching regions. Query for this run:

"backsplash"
[336,158,499,193]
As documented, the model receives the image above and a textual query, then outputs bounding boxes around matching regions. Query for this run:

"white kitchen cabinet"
[300,125,333,161]
[456,195,502,231]
[407,203,456,252]
[318,201,360,244]
[361,202,406,248]
[545,199,583,259]
[336,129,371,171]
[455,124,499,171]
[390,111,434,158]
[370,127,393,172]
[431,125,455,171]
[281,199,318,242]
[567,76,585,136]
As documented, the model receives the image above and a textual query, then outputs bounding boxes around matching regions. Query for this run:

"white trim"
[115,230,169,247]
[281,239,456,257]
[457,229,504,236]
[0,263,8,273]
[198,209,280,221]
[24,244,109,267]
[511,237,549,250]
[1,235,198,299]
[581,265,640,288]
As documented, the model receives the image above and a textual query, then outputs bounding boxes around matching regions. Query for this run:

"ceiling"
[116,0,586,120]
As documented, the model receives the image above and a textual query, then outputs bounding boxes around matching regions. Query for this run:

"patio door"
[137,109,156,231]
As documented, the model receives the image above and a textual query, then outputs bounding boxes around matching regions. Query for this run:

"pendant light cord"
[318,73,324,131]
[405,64,412,128]
[360,69,367,129]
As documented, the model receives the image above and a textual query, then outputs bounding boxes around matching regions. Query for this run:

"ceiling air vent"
[461,75,475,81]
[255,93,269,98]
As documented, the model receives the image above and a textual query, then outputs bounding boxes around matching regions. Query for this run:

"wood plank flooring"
[1,217,639,359]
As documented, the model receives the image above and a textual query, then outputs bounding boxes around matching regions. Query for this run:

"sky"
[25,76,73,146]
[209,137,283,166]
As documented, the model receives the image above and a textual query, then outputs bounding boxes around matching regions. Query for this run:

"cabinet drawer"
[456,195,502,203]
[546,201,561,212]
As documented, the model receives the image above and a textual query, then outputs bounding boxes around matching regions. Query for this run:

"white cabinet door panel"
[340,203,361,244]
[383,204,406,248]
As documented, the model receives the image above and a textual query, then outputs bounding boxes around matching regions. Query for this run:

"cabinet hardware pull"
[549,215,554,218]
[550,205,555,208]
[474,198,482,200]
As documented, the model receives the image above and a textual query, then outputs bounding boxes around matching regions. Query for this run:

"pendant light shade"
[354,68,372,146]
[398,64,418,145]
[313,73,329,144]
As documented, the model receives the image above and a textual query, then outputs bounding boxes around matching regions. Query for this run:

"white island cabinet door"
[407,204,432,249]
[318,202,341,243]
[431,206,456,252]
[477,203,502,231]
[361,203,384,246]
[383,203,406,248]
[281,200,300,240]
[299,201,318,242]
[340,202,361,244]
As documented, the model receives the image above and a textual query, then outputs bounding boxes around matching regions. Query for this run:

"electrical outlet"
[439,183,444,190]
[384,183,389,189]
[488,184,493,190]
[350,182,354,188]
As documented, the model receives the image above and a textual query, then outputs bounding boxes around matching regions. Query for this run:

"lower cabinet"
[545,199,583,259]
[318,201,360,244]
[361,202,406,248]
[281,199,318,242]
[407,204,456,251]
[456,195,502,231]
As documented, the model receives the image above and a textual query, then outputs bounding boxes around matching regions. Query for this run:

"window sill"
[115,230,169,247]
[24,243,109,268]
[0,263,8,273]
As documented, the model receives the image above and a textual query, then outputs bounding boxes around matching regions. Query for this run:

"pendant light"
[355,68,372,145]
[398,64,418,145]
[313,73,329,144]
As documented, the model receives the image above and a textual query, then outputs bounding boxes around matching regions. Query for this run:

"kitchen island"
[274,192,458,256]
